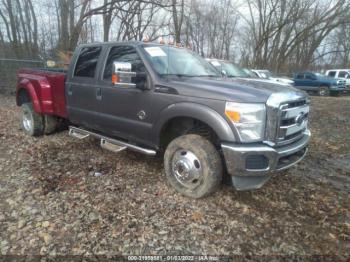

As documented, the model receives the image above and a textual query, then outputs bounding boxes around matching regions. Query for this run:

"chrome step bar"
[69,126,156,156]
[100,139,126,153]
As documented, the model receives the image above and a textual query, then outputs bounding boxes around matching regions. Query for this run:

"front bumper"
[330,85,346,91]
[221,129,310,190]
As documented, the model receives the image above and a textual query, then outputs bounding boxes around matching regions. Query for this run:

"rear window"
[74,46,102,78]
[327,71,336,77]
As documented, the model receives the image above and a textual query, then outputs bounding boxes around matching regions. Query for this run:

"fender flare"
[17,79,42,114]
[152,102,237,145]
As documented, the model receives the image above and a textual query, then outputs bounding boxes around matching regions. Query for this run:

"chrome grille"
[265,92,310,147]
[276,100,309,146]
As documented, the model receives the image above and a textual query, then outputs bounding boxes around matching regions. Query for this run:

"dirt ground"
[0,94,349,258]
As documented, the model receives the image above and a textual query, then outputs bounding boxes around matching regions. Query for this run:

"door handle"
[96,87,102,100]
[68,84,73,96]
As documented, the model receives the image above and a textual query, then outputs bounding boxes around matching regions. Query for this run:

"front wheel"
[164,134,223,198]
[21,103,44,136]
[318,86,330,96]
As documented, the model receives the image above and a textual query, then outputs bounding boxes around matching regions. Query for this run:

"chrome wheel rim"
[22,110,33,132]
[171,149,202,189]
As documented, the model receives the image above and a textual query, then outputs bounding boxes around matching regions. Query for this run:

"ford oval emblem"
[295,112,306,126]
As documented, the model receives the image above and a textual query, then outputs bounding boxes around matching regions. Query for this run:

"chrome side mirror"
[112,61,136,87]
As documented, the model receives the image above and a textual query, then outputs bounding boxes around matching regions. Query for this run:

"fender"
[152,102,237,145]
[17,78,42,114]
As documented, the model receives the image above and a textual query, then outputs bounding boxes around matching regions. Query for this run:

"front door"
[303,73,318,91]
[95,45,154,146]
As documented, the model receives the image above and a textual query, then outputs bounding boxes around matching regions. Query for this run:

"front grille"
[265,93,310,147]
[276,99,309,146]
[338,80,346,86]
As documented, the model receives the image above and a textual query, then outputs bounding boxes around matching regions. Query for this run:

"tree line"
[0,0,349,73]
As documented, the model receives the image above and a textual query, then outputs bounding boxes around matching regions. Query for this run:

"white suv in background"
[325,69,350,89]
[252,69,294,85]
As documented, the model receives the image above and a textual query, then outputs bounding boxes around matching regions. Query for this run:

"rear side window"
[328,71,336,77]
[74,46,102,78]
[296,73,304,79]
[103,46,145,80]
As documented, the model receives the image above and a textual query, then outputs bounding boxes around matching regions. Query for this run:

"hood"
[164,76,305,103]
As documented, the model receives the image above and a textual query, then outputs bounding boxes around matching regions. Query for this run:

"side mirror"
[221,70,227,77]
[112,61,136,87]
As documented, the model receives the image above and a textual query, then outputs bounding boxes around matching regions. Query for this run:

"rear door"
[95,45,154,145]
[66,46,104,130]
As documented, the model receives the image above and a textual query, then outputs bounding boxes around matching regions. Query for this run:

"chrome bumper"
[221,129,310,190]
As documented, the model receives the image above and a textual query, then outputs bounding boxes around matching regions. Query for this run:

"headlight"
[225,102,266,142]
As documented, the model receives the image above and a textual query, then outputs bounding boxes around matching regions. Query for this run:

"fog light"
[245,155,269,170]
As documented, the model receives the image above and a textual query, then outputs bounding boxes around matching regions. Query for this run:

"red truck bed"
[16,68,68,118]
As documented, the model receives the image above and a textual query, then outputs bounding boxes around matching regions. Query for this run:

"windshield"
[141,45,219,77]
[215,61,249,78]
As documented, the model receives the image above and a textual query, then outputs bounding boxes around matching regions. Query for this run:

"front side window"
[142,45,219,77]
[305,73,315,80]
[74,46,102,78]
[103,46,145,80]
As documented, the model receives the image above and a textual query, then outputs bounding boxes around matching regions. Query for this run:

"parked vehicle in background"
[206,59,250,78]
[293,72,346,96]
[325,69,350,90]
[207,59,292,87]
[242,68,259,78]
[252,69,294,85]
[16,42,310,198]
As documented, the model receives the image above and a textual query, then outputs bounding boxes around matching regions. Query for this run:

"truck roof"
[325,69,350,72]
[77,41,169,49]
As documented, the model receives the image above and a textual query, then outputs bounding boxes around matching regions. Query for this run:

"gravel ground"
[0,94,349,258]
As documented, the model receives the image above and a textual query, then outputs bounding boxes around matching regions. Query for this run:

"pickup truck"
[251,69,294,86]
[16,41,311,198]
[294,72,346,96]
[325,69,350,89]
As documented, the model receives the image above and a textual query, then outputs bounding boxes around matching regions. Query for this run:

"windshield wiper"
[189,74,219,78]
[161,74,192,77]
[161,74,219,78]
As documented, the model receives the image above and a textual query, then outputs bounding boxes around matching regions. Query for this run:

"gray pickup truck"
[16,41,311,198]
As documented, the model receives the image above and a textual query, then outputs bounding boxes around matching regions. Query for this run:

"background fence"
[0,58,46,94]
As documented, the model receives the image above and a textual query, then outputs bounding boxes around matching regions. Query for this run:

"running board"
[69,128,90,139]
[101,139,126,153]
[69,126,156,156]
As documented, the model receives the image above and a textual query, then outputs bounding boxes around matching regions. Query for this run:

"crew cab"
[294,72,346,96]
[16,41,311,198]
